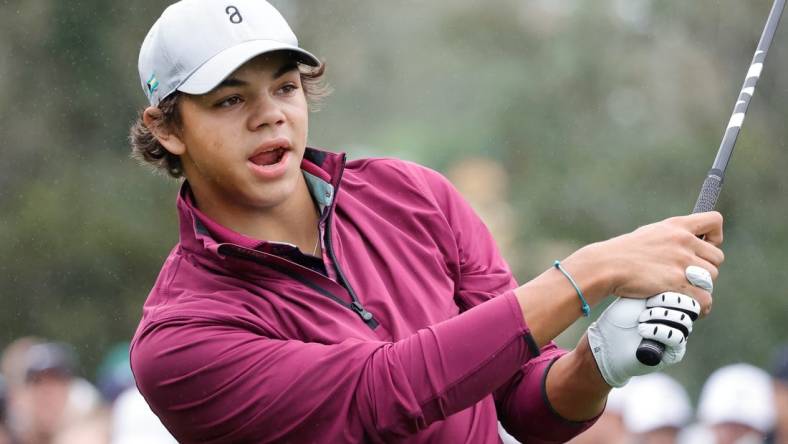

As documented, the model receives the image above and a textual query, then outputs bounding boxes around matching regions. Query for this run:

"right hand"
[567,212,724,316]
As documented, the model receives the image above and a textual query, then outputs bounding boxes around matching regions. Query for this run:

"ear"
[142,106,187,156]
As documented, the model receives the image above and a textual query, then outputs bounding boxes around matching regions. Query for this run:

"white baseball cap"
[111,387,177,444]
[697,363,776,433]
[138,0,320,106]
[622,373,693,433]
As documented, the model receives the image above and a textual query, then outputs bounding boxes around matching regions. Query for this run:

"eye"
[278,83,299,95]
[215,95,243,108]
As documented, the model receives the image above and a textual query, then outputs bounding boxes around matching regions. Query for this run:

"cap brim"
[177,39,320,95]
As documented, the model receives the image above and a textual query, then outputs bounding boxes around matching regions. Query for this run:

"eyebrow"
[213,77,248,91]
[212,61,300,92]
[273,61,299,79]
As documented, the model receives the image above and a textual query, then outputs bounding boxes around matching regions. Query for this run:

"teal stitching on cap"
[553,260,591,317]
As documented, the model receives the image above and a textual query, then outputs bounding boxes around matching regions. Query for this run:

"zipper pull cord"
[351,301,374,322]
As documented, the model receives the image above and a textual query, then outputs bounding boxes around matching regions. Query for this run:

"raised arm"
[502,211,723,440]
[414,162,723,442]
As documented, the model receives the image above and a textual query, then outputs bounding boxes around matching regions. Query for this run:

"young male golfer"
[129,1,724,442]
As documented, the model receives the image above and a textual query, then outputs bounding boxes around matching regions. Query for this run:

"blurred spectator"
[0,376,5,421]
[697,363,776,444]
[52,409,110,444]
[110,387,176,444]
[2,341,103,444]
[0,375,12,444]
[567,385,632,444]
[95,343,134,404]
[622,373,692,444]
[2,337,43,442]
[770,346,788,444]
[677,423,717,444]
[2,337,43,389]
[447,157,520,268]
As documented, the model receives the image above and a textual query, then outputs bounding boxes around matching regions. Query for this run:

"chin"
[248,174,300,209]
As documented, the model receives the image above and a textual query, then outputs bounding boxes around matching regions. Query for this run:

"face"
[566,411,629,444]
[775,380,788,432]
[21,373,71,437]
[640,427,679,444]
[712,423,764,444]
[153,52,309,219]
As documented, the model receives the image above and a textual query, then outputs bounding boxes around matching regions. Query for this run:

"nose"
[248,94,286,131]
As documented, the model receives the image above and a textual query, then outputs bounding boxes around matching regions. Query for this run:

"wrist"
[545,337,611,421]
[570,336,613,392]
[561,243,618,305]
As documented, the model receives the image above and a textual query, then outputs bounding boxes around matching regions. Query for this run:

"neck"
[192,174,321,253]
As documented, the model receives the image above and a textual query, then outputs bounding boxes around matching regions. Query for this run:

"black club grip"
[692,171,724,214]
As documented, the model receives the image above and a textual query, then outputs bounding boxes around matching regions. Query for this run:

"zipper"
[219,243,379,329]
[323,158,379,329]
[323,215,378,329]
[350,301,375,323]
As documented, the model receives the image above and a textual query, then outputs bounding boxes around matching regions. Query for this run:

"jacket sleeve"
[131,290,534,444]
[493,344,599,443]
[412,163,599,442]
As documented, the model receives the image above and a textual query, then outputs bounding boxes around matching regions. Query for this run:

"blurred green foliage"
[1,0,786,398]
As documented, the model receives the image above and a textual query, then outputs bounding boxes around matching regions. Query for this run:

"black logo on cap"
[226,6,243,24]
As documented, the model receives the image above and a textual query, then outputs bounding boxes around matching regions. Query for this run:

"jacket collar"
[175,147,346,257]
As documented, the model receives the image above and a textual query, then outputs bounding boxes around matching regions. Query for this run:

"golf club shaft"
[636,0,786,367]
[694,0,786,213]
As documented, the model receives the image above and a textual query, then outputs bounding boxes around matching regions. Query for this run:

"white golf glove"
[587,266,712,387]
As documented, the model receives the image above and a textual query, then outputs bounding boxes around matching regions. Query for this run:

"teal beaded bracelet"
[553,260,591,317]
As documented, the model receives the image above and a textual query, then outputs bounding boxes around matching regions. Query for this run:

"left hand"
[586,294,696,387]
[585,266,710,387]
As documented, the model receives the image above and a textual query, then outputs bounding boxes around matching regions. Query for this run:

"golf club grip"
[692,171,724,214]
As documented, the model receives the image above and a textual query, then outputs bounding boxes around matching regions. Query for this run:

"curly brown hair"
[129,61,329,179]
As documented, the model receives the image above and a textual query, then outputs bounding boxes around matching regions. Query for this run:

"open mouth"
[249,147,287,167]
